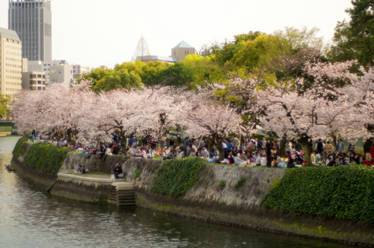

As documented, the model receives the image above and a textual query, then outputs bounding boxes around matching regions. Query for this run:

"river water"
[0,136,347,248]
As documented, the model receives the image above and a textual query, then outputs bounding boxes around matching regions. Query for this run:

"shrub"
[262,165,374,223]
[12,136,29,159]
[152,157,206,197]
[233,177,246,189]
[24,144,71,175]
[134,169,141,180]
[219,180,226,189]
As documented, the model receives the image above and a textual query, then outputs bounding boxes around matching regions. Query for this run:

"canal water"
[0,136,347,248]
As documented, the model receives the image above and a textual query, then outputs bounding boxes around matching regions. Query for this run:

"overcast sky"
[0,0,352,68]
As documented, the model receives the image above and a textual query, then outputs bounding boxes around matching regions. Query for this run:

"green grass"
[84,171,108,175]
[0,125,12,132]
[262,165,374,223]
[152,157,206,197]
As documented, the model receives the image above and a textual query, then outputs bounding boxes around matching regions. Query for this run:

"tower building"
[8,0,52,63]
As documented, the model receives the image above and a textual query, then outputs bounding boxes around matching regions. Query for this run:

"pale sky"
[0,0,352,68]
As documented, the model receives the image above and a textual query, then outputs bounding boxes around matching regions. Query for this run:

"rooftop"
[0,27,20,41]
[174,41,194,49]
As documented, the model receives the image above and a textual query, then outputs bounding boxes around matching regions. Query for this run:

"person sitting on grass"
[113,163,123,179]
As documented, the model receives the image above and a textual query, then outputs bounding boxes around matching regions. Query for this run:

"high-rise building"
[8,0,52,63]
[171,41,196,62]
[0,27,22,96]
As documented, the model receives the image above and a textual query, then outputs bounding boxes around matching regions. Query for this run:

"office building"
[49,60,73,87]
[0,27,22,96]
[72,64,90,82]
[22,71,46,90]
[9,0,52,63]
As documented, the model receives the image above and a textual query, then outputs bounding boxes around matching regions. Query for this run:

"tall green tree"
[329,0,374,66]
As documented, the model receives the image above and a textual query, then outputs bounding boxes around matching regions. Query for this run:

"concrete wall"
[60,152,129,174]
[121,158,284,209]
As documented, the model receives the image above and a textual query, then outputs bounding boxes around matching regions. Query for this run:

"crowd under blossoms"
[10,60,374,167]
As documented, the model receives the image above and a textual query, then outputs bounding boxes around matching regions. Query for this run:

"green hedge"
[152,157,206,197]
[262,165,374,223]
[12,136,29,159]
[24,143,71,175]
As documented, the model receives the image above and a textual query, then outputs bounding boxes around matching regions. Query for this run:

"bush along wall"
[262,165,374,224]
[152,157,206,197]
[12,136,29,159]
[24,143,71,175]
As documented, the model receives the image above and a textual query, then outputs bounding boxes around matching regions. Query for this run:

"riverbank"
[11,141,374,247]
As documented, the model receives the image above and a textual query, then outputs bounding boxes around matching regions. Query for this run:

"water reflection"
[0,137,347,248]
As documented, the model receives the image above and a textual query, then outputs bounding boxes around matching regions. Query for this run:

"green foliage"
[0,95,11,118]
[24,143,71,175]
[233,177,246,189]
[329,0,374,66]
[219,180,226,189]
[262,165,374,223]
[139,61,169,86]
[88,67,143,92]
[274,26,323,51]
[134,169,141,180]
[12,136,29,159]
[82,28,323,92]
[180,54,227,87]
[158,63,194,87]
[152,157,206,197]
[215,32,292,74]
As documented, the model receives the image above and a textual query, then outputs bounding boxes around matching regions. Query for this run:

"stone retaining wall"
[60,152,128,174]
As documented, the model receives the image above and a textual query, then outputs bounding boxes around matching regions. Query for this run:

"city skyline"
[0,0,352,68]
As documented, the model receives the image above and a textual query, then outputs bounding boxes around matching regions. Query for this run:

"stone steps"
[111,183,136,207]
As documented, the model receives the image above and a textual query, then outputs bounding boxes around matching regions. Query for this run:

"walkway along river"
[0,136,349,248]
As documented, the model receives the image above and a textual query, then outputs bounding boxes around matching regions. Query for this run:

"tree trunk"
[300,136,312,166]
[364,138,373,155]
[213,134,224,160]
[280,134,287,157]
[119,132,128,154]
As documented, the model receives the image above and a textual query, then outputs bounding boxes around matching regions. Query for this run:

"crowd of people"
[28,127,374,169]
[35,131,374,169]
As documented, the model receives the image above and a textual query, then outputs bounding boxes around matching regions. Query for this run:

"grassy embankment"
[262,165,374,224]
[13,137,71,175]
